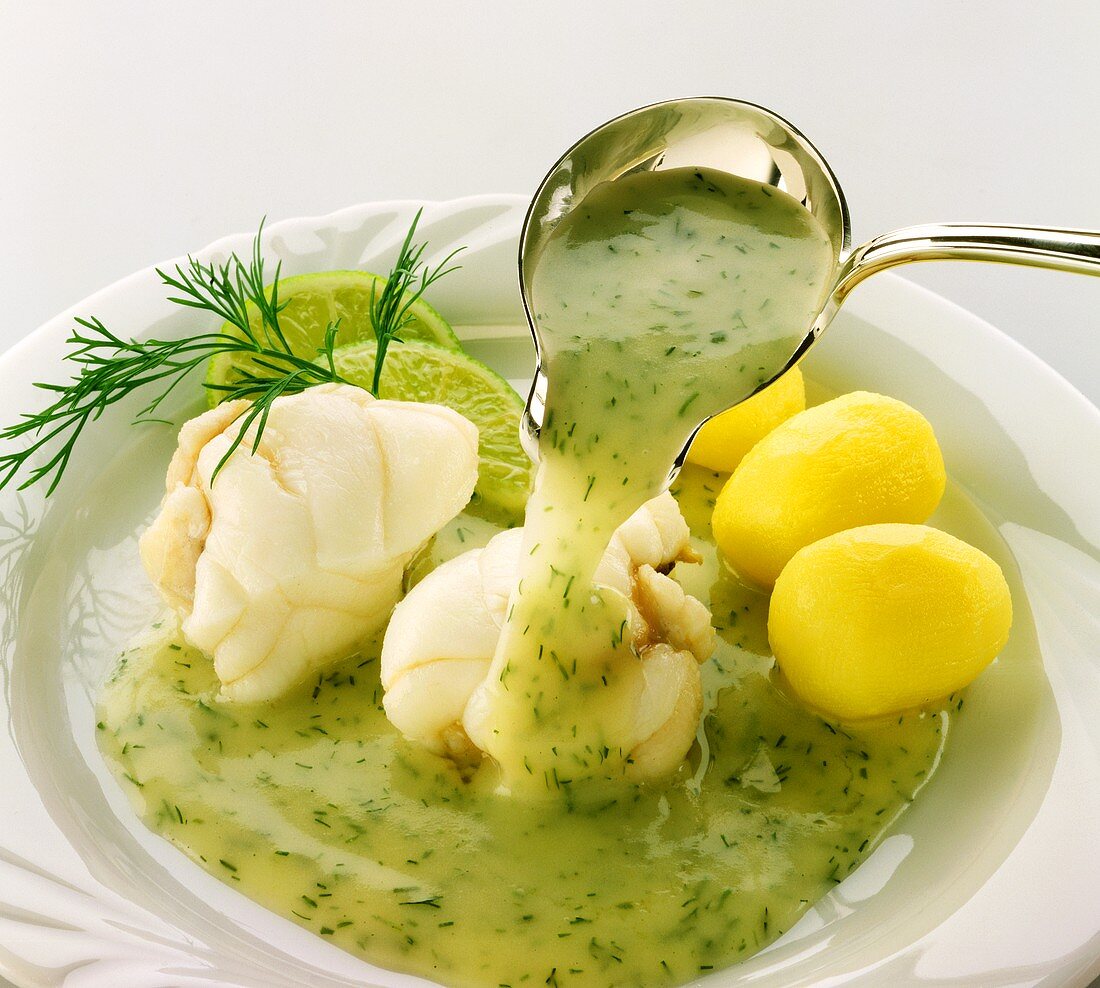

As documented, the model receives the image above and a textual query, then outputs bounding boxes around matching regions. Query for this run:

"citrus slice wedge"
[205,270,460,405]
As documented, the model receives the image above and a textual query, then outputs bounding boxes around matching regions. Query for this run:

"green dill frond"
[369,207,464,396]
[0,212,457,495]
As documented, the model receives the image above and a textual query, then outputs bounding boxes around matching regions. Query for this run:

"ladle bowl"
[517,96,1100,467]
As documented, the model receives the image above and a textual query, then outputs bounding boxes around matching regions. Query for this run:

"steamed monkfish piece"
[382,492,716,780]
[140,383,479,703]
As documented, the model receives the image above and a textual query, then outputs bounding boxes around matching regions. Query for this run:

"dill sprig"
[0,212,457,495]
[368,208,464,395]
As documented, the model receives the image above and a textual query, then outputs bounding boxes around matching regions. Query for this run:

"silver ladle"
[517,96,1100,467]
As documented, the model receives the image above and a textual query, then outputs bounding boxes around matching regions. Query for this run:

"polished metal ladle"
[517,96,1100,465]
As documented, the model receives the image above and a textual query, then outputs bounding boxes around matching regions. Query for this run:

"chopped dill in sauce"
[99,468,951,988]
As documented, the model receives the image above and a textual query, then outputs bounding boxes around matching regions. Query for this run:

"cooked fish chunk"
[383,492,715,780]
[141,383,479,702]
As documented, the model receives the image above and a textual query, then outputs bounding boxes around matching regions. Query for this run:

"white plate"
[1,197,1098,988]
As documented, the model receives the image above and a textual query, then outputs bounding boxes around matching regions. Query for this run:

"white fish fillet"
[383,492,715,779]
[141,383,479,702]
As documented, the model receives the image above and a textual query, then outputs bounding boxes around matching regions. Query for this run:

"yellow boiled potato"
[711,391,946,587]
[769,524,1012,720]
[687,366,806,472]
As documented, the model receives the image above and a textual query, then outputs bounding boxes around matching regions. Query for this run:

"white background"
[3,0,1099,406]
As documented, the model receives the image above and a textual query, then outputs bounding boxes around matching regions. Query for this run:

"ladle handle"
[834,223,1100,305]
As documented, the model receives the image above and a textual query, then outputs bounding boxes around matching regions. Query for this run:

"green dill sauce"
[97,171,951,985]
[466,168,835,787]
[98,467,951,987]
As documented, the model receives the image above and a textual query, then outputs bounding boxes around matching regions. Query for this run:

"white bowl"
[1,197,1098,988]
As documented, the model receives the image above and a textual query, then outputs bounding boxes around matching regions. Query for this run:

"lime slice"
[331,341,533,524]
[205,270,460,405]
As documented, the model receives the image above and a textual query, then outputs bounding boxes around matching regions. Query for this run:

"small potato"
[711,391,945,587]
[768,524,1012,720]
[687,366,806,473]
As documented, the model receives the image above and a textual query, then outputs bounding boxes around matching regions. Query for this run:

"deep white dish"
[1,196,1098,987]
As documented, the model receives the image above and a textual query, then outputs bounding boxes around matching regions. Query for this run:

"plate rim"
[1,194,1098,988]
